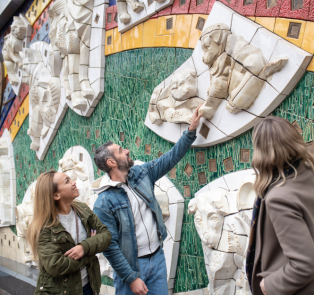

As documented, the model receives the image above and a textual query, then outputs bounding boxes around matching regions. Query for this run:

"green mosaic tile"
[11,47,314,292]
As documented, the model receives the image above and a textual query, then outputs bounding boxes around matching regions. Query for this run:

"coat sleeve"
[142,129,196,183]
[79,211,112,256]
[264,194,314,295]
[93,205,139,285]
[38,229,94,277]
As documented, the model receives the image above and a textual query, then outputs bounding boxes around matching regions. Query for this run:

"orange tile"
[113,28,122,54]
[154,35,173,47]
[121,23,143,51]
[255,17,276,32]
[189,14,208,49]
[301,21,314,54]
[173,15,192,48]
[156,15,177,36]
[143,19,158,48]
[105,29,114,55]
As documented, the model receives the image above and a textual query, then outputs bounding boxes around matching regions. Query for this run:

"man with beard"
[92,107,202,295]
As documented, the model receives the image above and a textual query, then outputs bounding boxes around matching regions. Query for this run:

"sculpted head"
[188,188,229,248]
[170,69,198,101]
[200,24,231,67]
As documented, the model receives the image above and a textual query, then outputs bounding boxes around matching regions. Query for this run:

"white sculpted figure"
[188,174,256,295]
[148,69,204,125]
[117,0,145,24]
[16,183,36,266]
[48,0,94,111]
[2,14,31,94]
[199,24,288,120]
[21,45,61,151]
[0,138,11,226]
[58,154,92,204]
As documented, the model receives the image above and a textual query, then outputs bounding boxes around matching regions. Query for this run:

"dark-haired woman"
[247,116,314,295]
[27,171,111,295]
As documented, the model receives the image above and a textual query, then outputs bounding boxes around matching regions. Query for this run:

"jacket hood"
[90,173,122,194]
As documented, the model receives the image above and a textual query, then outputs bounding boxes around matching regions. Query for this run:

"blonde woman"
[246,117,314,295]
[27,171,111,295]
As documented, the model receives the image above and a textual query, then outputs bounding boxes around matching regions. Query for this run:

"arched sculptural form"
[148,23,288,126]
[16,181,37,266]
[21,42,62,152]
[2,14,31,96]
[188,169,256,295]
[91,160,184,292]
[0,129,16,227]
[48,0,98,112]
[145,1,312,146]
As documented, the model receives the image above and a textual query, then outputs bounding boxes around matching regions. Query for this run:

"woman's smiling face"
[53,172,79,202]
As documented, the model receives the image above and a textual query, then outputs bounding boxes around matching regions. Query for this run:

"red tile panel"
[255,0,283,17]
[157,6,172,16]
[171,0,192,14]
[309,0,314,20]
[279,0,310,19]
[234,0,257,16]
[218,0,238,10]
[207,0,216,13]
[106,5,118,30]
[19,84,29,101]
[189,0,211,14]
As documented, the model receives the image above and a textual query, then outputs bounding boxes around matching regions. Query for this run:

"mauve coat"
[252,162,314,295]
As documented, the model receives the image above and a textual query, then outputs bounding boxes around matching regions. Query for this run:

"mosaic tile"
[9,46,314,292]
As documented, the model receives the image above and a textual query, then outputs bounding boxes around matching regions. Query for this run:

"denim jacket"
[93,129,196,285]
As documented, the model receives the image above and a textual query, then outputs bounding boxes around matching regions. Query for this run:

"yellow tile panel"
[3,63,7,78]
[26,0,53,25]
[247,16,256,22]
[113,27,122,54]
[10,94,29,142]
[173,15,192,48]
[121,24,143,51]
[255,17,276,32]
[189,14,208,49]
[302,21,314,54]
[143,19,158,48]
[306,57,314,72]
[274,18,306,48]
[156,15,177,36]
[105,29,114,55]
[154,35,173,47]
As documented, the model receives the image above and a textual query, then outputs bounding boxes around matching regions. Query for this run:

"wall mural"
[1,0,314,293]
[145,2,312,147]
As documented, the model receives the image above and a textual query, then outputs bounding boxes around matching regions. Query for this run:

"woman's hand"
[260,279,268,295]
[64,245,84,260]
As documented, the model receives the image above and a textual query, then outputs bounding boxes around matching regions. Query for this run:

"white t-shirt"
[59,208,89,287]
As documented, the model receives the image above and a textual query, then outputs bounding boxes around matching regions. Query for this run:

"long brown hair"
[252,116,314,198]
[26,171,81,261]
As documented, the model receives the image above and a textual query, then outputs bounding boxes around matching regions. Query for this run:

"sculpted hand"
[64,245,84,260]
[189,105,203,131]
[260,279,268,295]
[130,278,148,295]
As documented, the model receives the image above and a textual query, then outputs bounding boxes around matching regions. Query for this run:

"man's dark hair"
[94,141,116,173]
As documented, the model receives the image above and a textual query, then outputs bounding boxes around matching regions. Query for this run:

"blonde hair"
[27,171,81,261]
[252,116,314,198]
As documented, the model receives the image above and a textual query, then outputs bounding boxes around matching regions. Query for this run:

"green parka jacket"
[34,202,111,295]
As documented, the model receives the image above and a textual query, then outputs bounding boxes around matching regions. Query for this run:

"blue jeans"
[83,282,94,295]
[113,249,168,295]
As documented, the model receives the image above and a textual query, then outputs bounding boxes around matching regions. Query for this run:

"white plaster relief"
[2,14,31,96]
[188,169,256,295]
[144,1,312,147]
[0,129,16,227]
[117,0,174,33]
[16,181,37,266]
[48,0,106,116]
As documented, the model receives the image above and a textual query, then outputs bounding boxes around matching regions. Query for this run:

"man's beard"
[116,157,134,171]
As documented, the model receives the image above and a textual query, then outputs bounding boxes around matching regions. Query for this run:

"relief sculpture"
[188,173,256,295]
[199,24,288,120]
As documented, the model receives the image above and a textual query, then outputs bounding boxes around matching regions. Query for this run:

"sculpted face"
[170,69,198,101]
[188,188,229,249]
